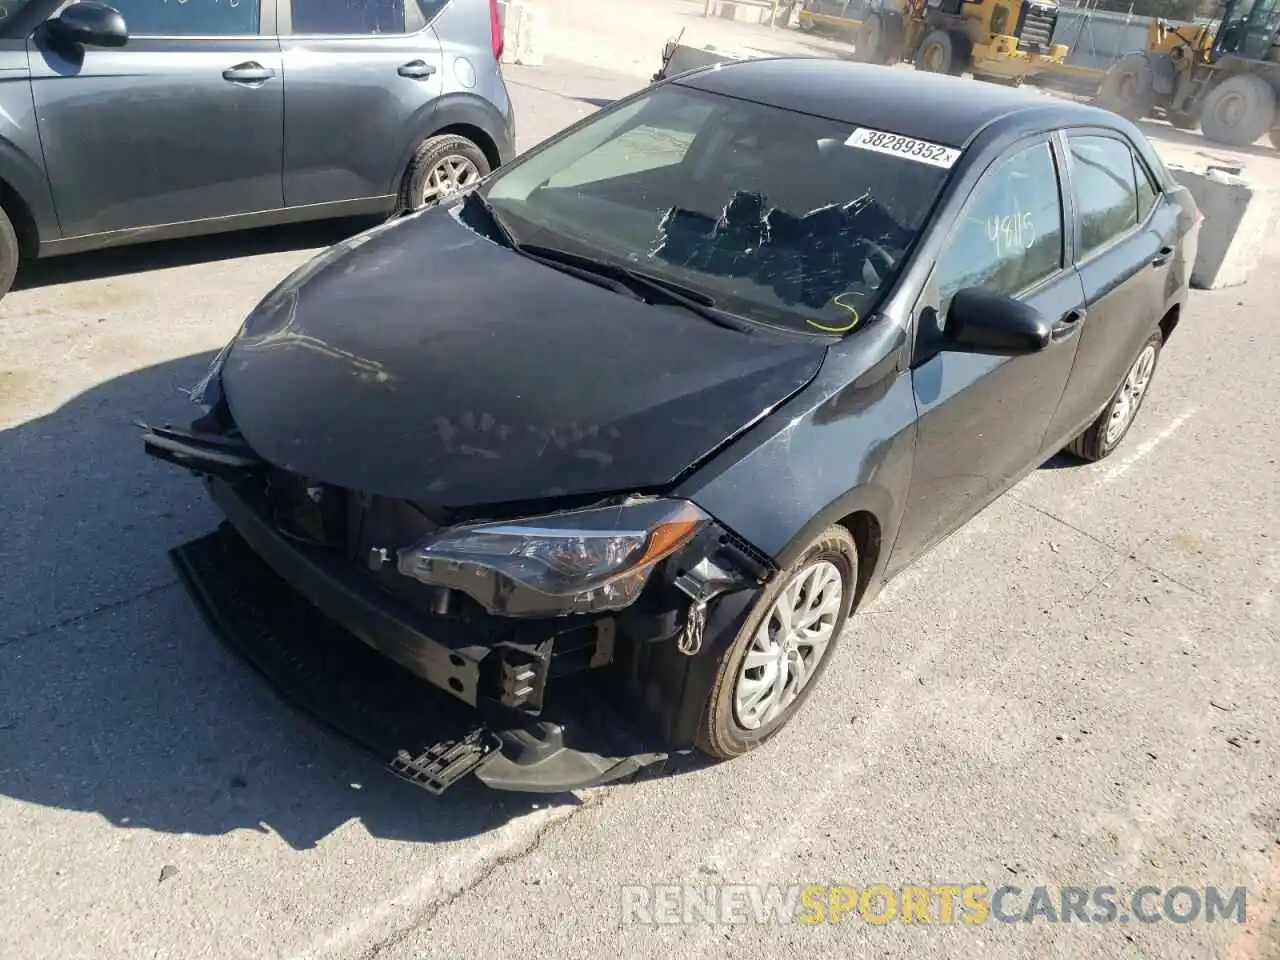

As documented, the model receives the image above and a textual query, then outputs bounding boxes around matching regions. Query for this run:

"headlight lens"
[397,498,710,617]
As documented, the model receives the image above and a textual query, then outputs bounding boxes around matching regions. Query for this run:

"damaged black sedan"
[144,59,1199,795]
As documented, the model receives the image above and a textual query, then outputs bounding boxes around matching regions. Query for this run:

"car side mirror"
[940,286,1051,356]
[47,2,129,49]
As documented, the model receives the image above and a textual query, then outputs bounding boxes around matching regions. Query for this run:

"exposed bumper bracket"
[142,424,264,481]
[169,525,670,795]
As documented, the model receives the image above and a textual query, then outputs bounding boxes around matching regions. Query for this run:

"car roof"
[671,57,1116,149]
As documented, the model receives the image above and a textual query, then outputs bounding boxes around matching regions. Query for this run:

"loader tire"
[1096,52,1160,121]
[1201,74,1276,147]
[914,29,971,76]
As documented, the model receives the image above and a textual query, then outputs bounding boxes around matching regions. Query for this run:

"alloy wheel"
[422,155,482,206]
[1104,342,1157,445]
[734,559,844,730]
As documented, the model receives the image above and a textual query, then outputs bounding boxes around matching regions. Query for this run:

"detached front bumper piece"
[172,523,669,795]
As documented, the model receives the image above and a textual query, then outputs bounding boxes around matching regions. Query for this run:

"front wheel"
[398,134,491,213]
[1066,330,1163,462]
[697,525,858,760]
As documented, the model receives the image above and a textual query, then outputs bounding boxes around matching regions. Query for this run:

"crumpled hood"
[221,204,826,508]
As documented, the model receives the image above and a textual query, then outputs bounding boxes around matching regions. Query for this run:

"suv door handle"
[223,62,275,84]
[1051,308,1086,341]
[398,59,436,79]
[1151,245,1175,267]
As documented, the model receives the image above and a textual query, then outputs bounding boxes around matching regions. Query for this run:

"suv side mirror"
[47,2,129,49]
[941,286,1050,356]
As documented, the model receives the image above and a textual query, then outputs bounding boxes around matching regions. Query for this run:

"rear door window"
[1069,135,1142,257]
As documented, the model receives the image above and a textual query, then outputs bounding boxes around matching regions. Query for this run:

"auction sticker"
[844,128,961,168]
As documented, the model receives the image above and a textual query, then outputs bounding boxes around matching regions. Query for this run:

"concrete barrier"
[499,2,547,66]
[703,0,780,26]
[1169,165,1276,290]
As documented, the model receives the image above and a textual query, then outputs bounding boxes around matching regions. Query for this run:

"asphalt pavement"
[1,60,1277,960]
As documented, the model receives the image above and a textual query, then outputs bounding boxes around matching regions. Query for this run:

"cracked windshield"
[483,83,953,334]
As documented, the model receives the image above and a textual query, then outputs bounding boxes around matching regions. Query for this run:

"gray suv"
[0,0,515,301]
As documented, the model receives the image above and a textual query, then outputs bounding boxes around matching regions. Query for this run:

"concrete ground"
[2,39,1278,960]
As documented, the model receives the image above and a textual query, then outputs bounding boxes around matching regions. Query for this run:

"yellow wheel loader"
[797,0,1069,84]
[1096,0,1280,147]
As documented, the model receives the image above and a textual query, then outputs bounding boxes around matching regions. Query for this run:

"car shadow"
[12,217,383,292]
[1039,451,1083,470]
[0,351,581,851]
[572,96,617,108]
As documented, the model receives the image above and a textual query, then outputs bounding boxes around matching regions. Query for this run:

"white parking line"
[1095,406,1199,487]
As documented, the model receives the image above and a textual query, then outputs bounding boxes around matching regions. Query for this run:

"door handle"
[1151,245,1175,267]
[398,59,436,79]
[1051,308,1086,341]
[222,62,275,84]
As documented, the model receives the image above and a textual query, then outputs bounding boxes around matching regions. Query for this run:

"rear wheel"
[697,525,857,760]
[914,28,971,76]
[1066,330,1163,462]
[1200,74,1276,147]
[1096,52,1159,121]
[398,133,491,213]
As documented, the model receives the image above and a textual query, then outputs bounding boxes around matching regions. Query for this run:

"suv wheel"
[399,134,491,213]
[0,205,19,301]
[697,525,857,760]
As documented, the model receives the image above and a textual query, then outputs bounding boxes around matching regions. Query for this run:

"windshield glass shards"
[482,84,957,335]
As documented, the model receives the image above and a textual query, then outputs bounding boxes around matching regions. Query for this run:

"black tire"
[398,133,491,213]
[0,205,18,302]
[697,525,858,760]
[1200,74,1276,147]
[914,29,970,76]
[855,13,902,65]
[1066,329,1163,462]
[1096,52,1160,121]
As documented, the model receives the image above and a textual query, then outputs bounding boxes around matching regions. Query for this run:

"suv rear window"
[291,0,406,34]
[484,84,955,335]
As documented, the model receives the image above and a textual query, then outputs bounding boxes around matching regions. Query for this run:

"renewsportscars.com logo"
[620,884,1249,927]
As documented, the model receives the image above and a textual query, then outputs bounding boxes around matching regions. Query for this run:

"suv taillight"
[489,0,504,61]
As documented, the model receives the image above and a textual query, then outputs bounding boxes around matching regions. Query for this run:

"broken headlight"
[396,498,710,618]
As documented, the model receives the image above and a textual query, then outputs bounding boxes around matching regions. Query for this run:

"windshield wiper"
[516,244,752,333]
[462,193,648,299]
